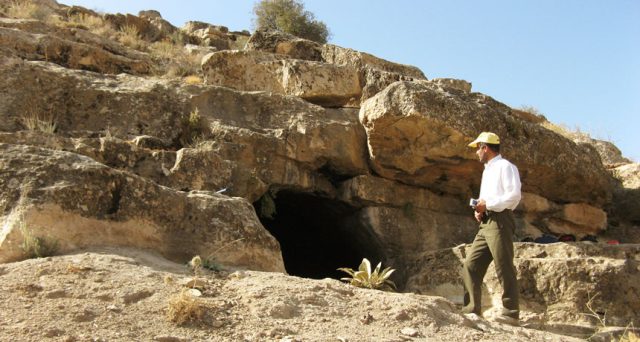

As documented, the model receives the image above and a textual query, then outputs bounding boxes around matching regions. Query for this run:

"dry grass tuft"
[7,0,51,20]
[20,110,57,134]
[541,121,591,141]
[149,40,181,59]
[67,13,112,35]
[183,75,203,85]
[178,108,209,147]
[167,290,205,325]
[118,24,146,50]
[621,330,640,342]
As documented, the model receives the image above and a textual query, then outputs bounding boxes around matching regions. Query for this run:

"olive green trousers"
[462,210,519,319]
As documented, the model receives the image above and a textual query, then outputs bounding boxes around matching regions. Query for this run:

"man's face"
[476,144,488,163]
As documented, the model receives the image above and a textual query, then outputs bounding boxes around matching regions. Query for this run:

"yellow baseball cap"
[468,132,500,148]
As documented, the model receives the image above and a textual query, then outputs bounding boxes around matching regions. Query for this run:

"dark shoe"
[460,305,481,316]
[492,314,520,326]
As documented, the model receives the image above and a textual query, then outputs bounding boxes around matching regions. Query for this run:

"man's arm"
[488,162,521,211]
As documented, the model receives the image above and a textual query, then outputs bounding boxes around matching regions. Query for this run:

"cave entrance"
[254,189,384,280]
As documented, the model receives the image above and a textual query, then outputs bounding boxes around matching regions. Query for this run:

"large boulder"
[609,163,640,225]
[201,50,362,107]
[0,143,285,271]
[0,18,152,74]
[404,243,640,333]
[321,44,426,80]
[245,29,323,61]
[0,59,369,202]
[337,175,478,284]
[0,59,185,140]
[189,86,370,200]
[245,29,428,105]
[359,80,612,207]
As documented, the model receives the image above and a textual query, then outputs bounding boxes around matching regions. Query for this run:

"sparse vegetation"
[584,293,639,341]
[253,0,331,43]
[166,289,205,325]
[20,110,57,134]
[7,0,52,20]
[584,293,607,328]
[621,328,640,342]
[19,219,58,259]
[518,105,599,142]
[167,255,207,325]
[189,255,203,278]
[163,52,203,78]
[118,24,145,50]
[68,13,105,30]
[518,105,545,118]
[201,258,223,272]
[178,108,209,147]
[183,75,204,85]
[149,40,181,60]
[338,258,396,291]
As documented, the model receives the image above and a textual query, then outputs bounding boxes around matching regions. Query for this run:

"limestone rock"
[562,203,607,230]
[610,162,640,224]
[359,80,612,206]
[321,44,426,79]
[245,29,323,61]
[0,18,152,75]
[510,108,547,124]
[430,78,472,93]
[0,58,369,201]
[245,29,428,104]
[181,21,244,50]
[0,60,184,139]
[404,243,640,329]
[103,13,168,42]
[338,175,467,214]
[201,50,361,107]
[167,147,234,193]
[184,43,216,56]
[181,21,215,34]
[517,192,553,213]
[138,10,162,20]
[574,136,631,167]
[190,87,369,200]
[0,143,285,272]
[350,206,477,286]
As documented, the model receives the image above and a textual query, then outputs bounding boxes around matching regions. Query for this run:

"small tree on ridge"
[253,0,331,43]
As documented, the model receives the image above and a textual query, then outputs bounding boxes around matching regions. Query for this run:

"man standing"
[462,132,521,325]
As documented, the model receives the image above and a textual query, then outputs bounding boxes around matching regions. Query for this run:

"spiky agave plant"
[338,258,396,291]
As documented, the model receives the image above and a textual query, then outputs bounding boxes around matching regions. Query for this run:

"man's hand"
[474,211,483,222]
[475,199,487,213]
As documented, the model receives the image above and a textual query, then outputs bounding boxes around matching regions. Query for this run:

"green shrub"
[253,0,330,43]
[19,221,58,259]
[178,108,209,147]
[338,258,396,291]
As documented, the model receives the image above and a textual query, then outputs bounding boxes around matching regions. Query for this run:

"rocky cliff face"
[0,1,638,340]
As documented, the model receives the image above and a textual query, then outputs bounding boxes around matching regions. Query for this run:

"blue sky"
[61,0,640,161]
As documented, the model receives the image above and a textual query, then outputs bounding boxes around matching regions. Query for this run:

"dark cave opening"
[254,190,384,280]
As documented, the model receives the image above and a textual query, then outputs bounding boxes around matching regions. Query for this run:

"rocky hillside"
[0,1,639,341]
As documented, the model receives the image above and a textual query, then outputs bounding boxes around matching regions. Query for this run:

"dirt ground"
[0,247,583,341]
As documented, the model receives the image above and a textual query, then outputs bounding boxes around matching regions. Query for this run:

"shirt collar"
[484,154,503,168]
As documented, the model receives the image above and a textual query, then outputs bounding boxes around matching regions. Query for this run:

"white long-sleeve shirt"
[479,155,522,212]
